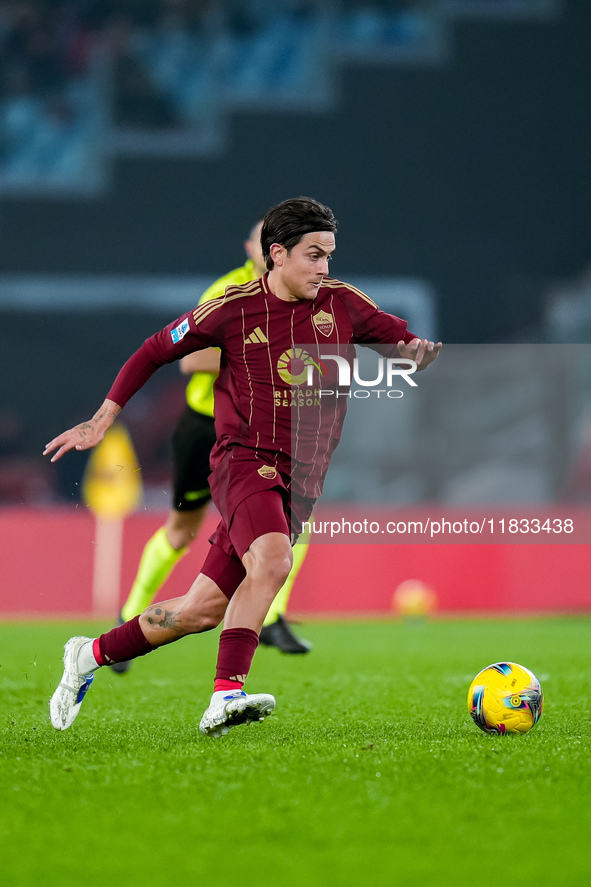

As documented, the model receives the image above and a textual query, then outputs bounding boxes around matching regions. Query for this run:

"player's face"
[274,231,336,301]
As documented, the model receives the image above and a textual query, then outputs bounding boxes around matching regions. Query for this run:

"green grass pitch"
[1,617,590,886]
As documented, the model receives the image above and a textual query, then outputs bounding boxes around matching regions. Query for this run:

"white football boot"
[49,636,97,730]
[199,689,276,738]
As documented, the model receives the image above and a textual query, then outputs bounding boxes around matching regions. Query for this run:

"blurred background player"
[113,219,311,673]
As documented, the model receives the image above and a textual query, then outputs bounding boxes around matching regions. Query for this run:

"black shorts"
[171,406,217,511]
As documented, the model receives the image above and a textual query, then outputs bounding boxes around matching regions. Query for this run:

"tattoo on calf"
[146,606,179,630]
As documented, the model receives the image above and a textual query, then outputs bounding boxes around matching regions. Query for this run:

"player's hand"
[43,421,105,462]
[397,338,442,370]
[43,400,121,462]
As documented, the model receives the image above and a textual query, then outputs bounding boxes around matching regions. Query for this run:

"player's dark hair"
[261,197,338,270]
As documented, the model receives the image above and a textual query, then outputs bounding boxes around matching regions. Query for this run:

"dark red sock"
[213,627,259,691]
[98,615,156,665]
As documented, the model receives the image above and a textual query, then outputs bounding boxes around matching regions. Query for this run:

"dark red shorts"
[200,445,315,598]
[212,489,289,560]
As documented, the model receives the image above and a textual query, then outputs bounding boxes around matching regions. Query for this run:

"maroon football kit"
[107,274,416,595]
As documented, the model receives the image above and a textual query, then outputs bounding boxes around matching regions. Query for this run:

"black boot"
[259,615,312,654]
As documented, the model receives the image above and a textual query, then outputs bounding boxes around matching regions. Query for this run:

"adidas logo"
[245,327,268,345]
[229,674,247,683]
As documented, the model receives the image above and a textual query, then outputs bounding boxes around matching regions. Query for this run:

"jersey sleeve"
[107,300,226,408]
[339,284,417,354]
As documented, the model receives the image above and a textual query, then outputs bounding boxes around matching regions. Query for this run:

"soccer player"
[44,196,441,737]
[113,220,311,674]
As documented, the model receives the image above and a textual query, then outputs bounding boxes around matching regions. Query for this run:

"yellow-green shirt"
[185,260,258,417]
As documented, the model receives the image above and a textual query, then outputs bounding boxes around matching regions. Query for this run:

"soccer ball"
[467,662,543,735]
[392,579,437,618]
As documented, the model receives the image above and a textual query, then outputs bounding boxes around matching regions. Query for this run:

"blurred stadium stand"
[1,1,450,173]
[0,1,563,176]
[0,0,108,191]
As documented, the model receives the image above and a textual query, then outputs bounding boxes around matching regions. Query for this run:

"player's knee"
[250,549,292,590]
[274,551,293,587]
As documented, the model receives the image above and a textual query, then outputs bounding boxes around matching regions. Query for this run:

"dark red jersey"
[108,274,416,497]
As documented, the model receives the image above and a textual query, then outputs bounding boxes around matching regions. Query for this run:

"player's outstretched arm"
[43,399,121,462]
[397,338,442,370]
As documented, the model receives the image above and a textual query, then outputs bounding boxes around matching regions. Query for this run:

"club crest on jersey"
[257,465,277,480]
[171,318,190,343]
[313,310,334,337]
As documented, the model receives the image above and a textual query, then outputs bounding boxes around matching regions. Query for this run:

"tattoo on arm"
[146,606,180,631]
[94,408,118,423]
